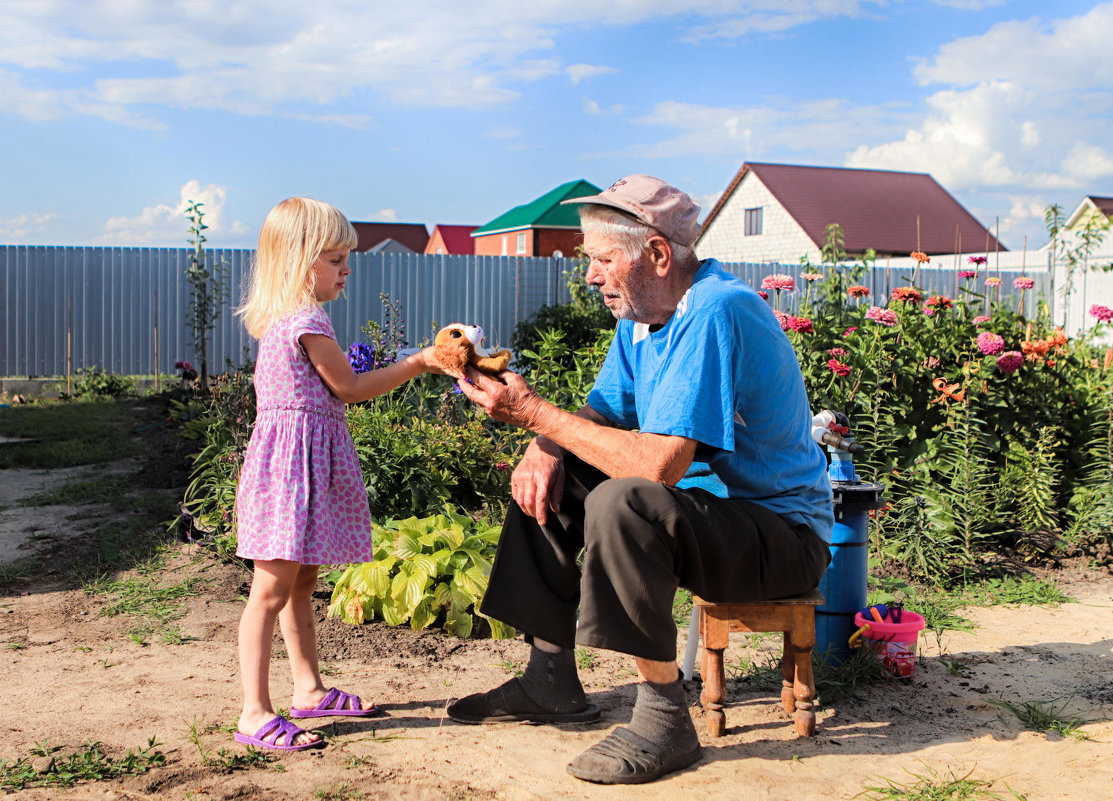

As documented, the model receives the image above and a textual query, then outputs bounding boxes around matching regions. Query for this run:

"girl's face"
[310,249,351,302]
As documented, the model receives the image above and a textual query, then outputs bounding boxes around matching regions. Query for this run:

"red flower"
[847,285,869,298]
[891,287,922,304]
[827,358,850,377]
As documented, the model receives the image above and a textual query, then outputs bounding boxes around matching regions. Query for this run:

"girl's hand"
[417,345,455,376]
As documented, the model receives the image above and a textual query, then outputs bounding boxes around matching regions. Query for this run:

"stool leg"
[699,610,729,737]
[789,606,817,737]
[780,631,795,716]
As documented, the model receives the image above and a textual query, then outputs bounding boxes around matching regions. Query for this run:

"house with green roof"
[471,179,601,257]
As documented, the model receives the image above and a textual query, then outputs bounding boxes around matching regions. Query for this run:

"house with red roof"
[471,180,601,257]
[425,224,479,255]
[351,222,430,253]
[696,162,1006,264]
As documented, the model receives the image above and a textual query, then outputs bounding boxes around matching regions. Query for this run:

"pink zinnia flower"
[1090,304,1113,323]
[758,290,769,300]
[865,305,898,326]
[923,305,936,317]
[827,358,850,377]
[1014,277,1035,290]
[761,273,795,292]
[968,256,988,266]
[977,332,1005,355]
[997,351,1024,374]
[827,348,847,357]
[843,327,858,336]
[495,461,512,473]
[985,277,1002,287]
[848,285,869,298]
[958,270,976,279]
[801,272,823,282]
[973,316,990,325]
[773,310,789,331]
[787,316,813,333]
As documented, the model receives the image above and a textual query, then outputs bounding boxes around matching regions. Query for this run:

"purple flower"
[958,270,976,279]
[347,342,376,374]
[997,351,1024,374]
[977,332,1005,355]
[968,256,988,266]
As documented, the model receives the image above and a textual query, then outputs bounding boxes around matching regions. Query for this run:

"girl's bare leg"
[238,559,319,745]
[280,564,373,713]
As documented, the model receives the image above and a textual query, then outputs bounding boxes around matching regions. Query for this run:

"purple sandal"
[233,715,322,751]
[290,687,378,719]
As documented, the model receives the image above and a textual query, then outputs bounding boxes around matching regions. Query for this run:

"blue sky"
[2,0,1111,251]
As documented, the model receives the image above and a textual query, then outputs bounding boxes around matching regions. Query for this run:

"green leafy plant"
[184,200,231,393]
[61,367,134,400]
[0,737,165,791]
[327,506,515,638]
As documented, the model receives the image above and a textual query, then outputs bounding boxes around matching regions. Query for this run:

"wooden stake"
[153,291,159,393]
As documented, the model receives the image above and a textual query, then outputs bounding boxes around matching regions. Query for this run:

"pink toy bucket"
[851,610,926,678]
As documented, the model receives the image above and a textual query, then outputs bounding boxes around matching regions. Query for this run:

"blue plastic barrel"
[816,482,884,664]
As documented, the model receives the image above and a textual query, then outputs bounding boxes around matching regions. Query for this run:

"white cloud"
[99,181,242,246]
[371,209,398,223]
[0,1,909,125]
[844,3,1113,245]
[566,64,616,85]
[0,212,55,242]
[583,98,624,116]
[617,97,906,161]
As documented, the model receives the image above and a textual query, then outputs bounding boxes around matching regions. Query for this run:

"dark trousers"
[480,455,830,662]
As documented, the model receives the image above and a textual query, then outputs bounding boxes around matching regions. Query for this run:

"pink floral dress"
[235,305,374,565]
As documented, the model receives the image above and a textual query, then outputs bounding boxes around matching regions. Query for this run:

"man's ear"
[647,235,673,277]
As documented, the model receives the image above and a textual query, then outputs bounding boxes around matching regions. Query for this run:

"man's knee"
[583,477,677,548]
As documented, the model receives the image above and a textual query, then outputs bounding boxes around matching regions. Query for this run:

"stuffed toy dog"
[433,323,511,377]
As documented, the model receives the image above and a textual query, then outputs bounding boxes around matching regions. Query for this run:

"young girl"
[233,197,444,751]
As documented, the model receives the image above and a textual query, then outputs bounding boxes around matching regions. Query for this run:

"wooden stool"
[695,588,824,737]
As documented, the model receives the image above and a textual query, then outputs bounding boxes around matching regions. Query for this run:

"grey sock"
[517,644,588,713]
[626,678,699,754]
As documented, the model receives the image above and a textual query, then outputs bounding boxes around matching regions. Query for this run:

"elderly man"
[449,175,833,784]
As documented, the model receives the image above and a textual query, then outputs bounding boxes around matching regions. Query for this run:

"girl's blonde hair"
[238,197,358,339]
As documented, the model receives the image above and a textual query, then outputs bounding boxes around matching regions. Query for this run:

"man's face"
[583,230,658,322]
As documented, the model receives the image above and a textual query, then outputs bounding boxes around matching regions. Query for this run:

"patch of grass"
[813,645,889,705]
[856,765,1026,800]
[0,737,165,791]
[86,573,206,624]
[575,646,597,671]
[725,650,782,689]
[960,576,1071,607]
[0,399,139,469]
[19,476,134,508]
[499,657,524,676]
[4,642,28,651]
[315,783,366,801]
[672,587,693,625]
[990,694,1090,740]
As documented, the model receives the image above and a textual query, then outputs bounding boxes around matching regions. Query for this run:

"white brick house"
[696,162,1005,265]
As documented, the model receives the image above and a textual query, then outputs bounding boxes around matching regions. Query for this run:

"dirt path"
[1,465,1111,799]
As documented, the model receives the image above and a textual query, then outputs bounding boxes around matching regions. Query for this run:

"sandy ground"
[1,459,1112,800]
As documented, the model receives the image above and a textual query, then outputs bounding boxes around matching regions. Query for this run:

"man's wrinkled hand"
[512,438,565,525]
[456,366,543,428]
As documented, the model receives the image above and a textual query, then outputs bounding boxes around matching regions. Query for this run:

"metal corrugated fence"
[0,246,1051,376]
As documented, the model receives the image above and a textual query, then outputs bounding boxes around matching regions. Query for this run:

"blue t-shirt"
[587,259,834,543]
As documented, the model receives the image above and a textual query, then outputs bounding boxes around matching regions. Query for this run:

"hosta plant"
[327,506,516,639]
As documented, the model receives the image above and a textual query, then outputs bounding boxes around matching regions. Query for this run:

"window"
[501,236,508,256]
[516,232,527,254]
[744,207,763,236]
